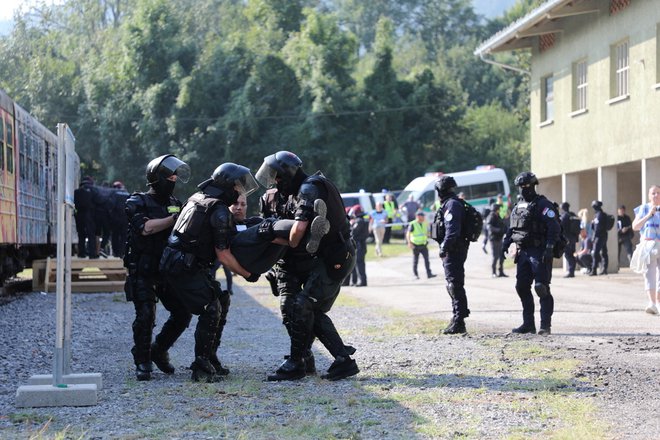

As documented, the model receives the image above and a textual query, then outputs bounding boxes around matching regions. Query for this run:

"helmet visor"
[255,162,277,189]
[235,172,259,197]
[160,155,191,183]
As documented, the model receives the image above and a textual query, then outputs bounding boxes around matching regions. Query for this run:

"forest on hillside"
[0,0,542,195]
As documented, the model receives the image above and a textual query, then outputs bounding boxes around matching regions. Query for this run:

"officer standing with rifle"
[124,154,192,381]
[502,172,560,336]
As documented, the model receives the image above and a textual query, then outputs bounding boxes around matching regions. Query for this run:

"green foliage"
[0,0,532,195]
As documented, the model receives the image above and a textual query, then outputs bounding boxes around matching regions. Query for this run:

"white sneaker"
[645,304,658,315]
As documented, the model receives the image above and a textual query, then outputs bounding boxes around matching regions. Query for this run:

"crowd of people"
[74,153,660,383]
[73,178,130,259]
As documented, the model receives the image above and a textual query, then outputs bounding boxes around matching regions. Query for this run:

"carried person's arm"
[216,247,251,279]
[289,220,309,248]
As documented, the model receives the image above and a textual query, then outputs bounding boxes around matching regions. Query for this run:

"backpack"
[551,203,568,259]
[461,200,483,242]
[604,214,615,231]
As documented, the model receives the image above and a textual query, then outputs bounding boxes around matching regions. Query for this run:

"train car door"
[0,93,17,244]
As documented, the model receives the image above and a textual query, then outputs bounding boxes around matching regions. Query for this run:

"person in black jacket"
[502,172,560,335]
[348,205,369,287]
[124,154,192,381]
[617,205,634,264]
[590,200,609,276]
[560,202,578,278]
[256,151,358,382]
[487,203,507,278]
[74,176,97,258]
[436,176,471,335]
[110,181,130,258]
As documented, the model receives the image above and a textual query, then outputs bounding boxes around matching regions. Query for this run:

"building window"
[611,39,629,98]
[573,60,588,112]
[541,75,554,123]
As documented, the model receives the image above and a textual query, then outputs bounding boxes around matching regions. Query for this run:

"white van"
[397,166,510,214]
[341,190,375,214]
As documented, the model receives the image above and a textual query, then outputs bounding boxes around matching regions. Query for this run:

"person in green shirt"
[407,211,437,280]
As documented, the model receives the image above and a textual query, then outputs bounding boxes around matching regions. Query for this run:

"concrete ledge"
[27,373,103,390]
[15,383,98,408]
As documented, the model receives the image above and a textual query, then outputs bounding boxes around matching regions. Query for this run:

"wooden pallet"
[32,257,126,293]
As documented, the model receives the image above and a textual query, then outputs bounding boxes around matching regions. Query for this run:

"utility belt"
[159,245,205,275]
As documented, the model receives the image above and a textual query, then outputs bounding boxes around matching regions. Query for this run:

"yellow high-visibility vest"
[409,220,428,246]
[384,201,396,219]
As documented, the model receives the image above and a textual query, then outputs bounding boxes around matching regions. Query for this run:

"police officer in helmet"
[124,154,192,381]
[160,163,261,382]
[502,171,560,335]
[590,200,609,276]
[256,151,358,381]
[435,175,471,334]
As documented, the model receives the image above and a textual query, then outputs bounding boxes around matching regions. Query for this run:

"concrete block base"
[27,373,103,390]
[15,383,98,407]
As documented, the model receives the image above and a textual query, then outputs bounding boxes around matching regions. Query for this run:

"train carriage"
[0,88,74,284]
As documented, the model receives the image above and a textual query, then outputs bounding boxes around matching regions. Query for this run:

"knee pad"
[534,282,549,298]
[292,294,314,324]
[134,301,156,328]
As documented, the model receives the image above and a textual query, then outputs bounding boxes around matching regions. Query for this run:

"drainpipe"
[479,53,530,76]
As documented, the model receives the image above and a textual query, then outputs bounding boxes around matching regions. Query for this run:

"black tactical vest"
[509,196,547,248]
[172,192,227,265]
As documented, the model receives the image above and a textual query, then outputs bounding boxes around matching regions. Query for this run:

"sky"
[0,0,25,20]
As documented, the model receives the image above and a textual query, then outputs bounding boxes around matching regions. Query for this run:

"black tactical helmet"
[591,200,603,209]
[208,163,259,196]
[146,154,191,185]
[435,176,457,197]
[255,151,303,189]
[514,171,538,187]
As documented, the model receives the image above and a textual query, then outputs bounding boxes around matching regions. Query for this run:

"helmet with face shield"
[255,151,303,196]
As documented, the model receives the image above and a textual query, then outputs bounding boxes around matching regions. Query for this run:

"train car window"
[19,131,25,179]
[6,118,13,174]
[0,119,4,170]
[7,145,14,174]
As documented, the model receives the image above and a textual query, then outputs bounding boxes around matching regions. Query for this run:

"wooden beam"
[516,21,564,38]
[490,37,534,53]
[546,0,600,19]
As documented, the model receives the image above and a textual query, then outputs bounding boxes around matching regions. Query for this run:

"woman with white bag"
[632,185,660,315]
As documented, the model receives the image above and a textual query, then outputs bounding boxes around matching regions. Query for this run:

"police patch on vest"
[445,212,453,222]
[543,207,555,218]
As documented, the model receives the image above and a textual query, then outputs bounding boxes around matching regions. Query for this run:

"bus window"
[419,190,436,210]
[470,181,504,200]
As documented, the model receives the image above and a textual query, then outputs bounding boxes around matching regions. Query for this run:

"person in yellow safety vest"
[407,211,437,280]
[497,194,508,219]
[383,193,398,243]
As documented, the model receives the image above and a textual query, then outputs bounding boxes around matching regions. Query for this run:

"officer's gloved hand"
[501,240,511,259]
[543,245,554,263]
[245,273,260,283]
[439,245,447,259]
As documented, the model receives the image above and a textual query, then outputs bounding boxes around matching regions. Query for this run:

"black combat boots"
[267,358,307,381]
[209,352,230,376]
[191,356,221,382]
[443,317,467,334]
[135,362,153,381]
[512,323,537,334]
[151,342,175,374]
[321,356,359,381]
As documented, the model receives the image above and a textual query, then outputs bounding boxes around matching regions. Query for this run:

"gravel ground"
[0,279,659,439]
